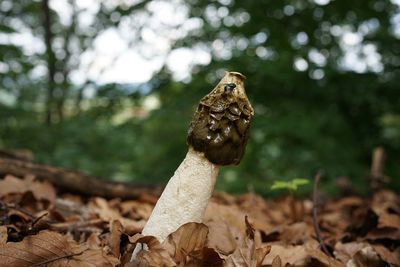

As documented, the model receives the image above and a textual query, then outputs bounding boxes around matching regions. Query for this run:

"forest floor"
[0,171,399,267]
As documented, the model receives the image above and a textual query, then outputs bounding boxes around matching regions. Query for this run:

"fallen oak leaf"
[166,222,223,267]
[30,252,84,267]
[0,175,26,196]
[371,190,400,215]
[256,246,271,267]
[108,219,123,258]
[86,232,102,249]
[0,230,119,267]
[71,248,120,267]
[205,202,248,244]
[127,247,175,267]
[365,227,400,241]
[53,197,90,220]
[262,245,309,266]
[0,226,7,244]
[346,246,387,267]
[305,247,344,267]
[225,216,271,267]
[279,221,314,245]
[129,222,222,267]
[371,244,400,266]
[119,200,154,221]
[271,255,282,267]
[89,197,121,222]
[0,174,56,205]
[377,212,400,229]
[205,219,237,255]
[0,230,79,267]
[128,234,175,267]
[199,247,224,267]
[164,222,209,266]
[128,233,161,249]
[89,197,146,234]
[334,242,368,264]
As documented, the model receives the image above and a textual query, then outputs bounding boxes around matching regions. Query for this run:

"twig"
[30,212,48,226]
[30,251,84,266]
[312,170,333,258]
[0,200,37,220]
[49,219,104,232]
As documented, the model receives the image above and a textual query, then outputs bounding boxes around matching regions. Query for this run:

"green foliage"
[1,0,400,196]
[271,178,310,192]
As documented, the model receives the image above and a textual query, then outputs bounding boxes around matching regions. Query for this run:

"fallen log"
[0,150,163,199]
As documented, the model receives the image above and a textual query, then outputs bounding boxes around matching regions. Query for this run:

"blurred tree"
[147,0,400,194]
[0,0,399,196]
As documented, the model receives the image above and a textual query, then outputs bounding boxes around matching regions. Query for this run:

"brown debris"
[1,172,400,267]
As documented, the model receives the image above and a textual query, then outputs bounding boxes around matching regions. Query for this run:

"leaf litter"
[0,173,399,266]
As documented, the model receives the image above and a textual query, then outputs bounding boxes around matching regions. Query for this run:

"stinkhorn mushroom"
[131,71,254,260]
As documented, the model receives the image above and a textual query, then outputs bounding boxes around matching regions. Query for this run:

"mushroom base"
[131,148,220,260]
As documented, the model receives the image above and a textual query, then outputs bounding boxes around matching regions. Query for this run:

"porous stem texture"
[141,148,219,242]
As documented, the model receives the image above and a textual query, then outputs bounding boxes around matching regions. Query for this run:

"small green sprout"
[271,178,309,193]
[271,178,310,222]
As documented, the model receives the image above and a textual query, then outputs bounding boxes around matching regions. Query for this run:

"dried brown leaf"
[371,190,400,215]
[0,226,7,244]
[109,219,123,257]
[371,244,400,266]
[89,197,145,234]
[262,245,307,266]
[305,247,344,267]
[377,212,400,229]
[0,175,26,196]
[30,178,56,205]
[365,227,400,241]
[120,200,153,220]
[54,198,90,220]
[165,222,209,265]
[131,223,222,267]
[334,242,368,264]
[86,233,101,249]
[128,233,161,249]
[0,230,77,267]
[0,230,119,267]
[279,222,314,245]
[225,216,270,267]
[256,246,271,266]
[346,246,387,267]
[128,235,173,267]
[272,255,282,267]
[205,202,247,243]
[130,247,175,267]
[206,219,237,255]
[0,175,55,204]
[119,218,146,234]
[199,247,224,267]
[89,197,121,222]
[71,248,120,267]
[234,194,275,233]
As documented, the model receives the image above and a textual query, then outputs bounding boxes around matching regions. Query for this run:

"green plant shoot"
[271,178,310,193]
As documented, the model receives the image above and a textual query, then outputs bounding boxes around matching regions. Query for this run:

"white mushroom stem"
[141,148,219,239]
[131,148,219,260]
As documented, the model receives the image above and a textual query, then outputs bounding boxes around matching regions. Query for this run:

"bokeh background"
[1,0,399,197]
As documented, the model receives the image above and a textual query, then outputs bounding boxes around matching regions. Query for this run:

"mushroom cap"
[187,71,254,166]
